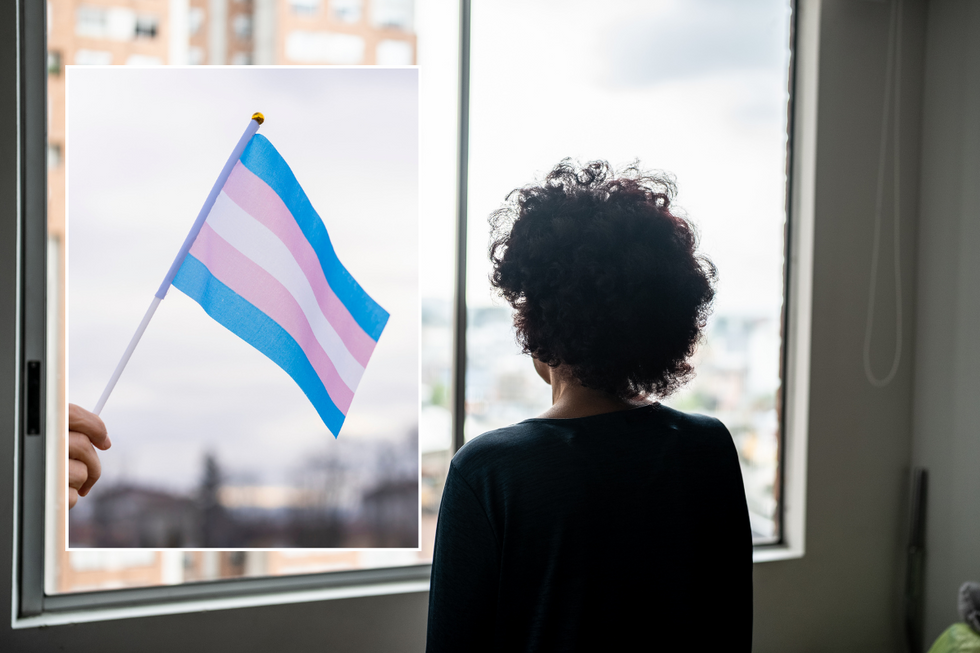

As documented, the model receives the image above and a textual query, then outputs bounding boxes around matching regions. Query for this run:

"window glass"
[285,31,365,63]
[47,50,62,76]
[47,0,433,595]
[330,0,361,23]
[372,0,413,31]
[188,8,205,36]
[46,144,62,170]
[134,14,159,39]
[233,13,253,39]
[43,0,789,603]
[416,0,459,562]
[464,0,792,543]
[290,0,321,17]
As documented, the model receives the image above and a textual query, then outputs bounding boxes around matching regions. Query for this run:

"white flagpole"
[93,113,265,415]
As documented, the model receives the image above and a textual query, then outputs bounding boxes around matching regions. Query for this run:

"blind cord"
[863,0,904,388]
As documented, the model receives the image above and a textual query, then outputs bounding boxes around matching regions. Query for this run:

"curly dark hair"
[489,160,717,400]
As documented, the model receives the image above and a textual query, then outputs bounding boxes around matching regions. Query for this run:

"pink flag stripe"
[190,222,355,414]
[223,160,378,367]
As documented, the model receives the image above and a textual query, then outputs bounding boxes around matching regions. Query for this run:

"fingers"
[68,487,78,510]
[68,403,111,450]
[68,457,89,493]
[68,431,101,497]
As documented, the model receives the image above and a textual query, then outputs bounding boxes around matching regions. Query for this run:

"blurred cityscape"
[69,426,420,549]
[421,298,782,542]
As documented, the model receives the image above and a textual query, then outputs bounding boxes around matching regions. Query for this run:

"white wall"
[912,0,980,644]
[753,0,926,650]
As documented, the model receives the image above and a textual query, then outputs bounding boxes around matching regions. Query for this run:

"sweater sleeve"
[701,420,754,650]
[425,462,500,653]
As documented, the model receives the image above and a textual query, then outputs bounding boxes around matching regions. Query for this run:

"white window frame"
[753,0,818,565]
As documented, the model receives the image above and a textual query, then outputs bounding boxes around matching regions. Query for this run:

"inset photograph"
[66,66,419,549]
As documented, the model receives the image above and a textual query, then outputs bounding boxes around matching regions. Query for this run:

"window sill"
[753,543,804,564]
[13,567,431,629]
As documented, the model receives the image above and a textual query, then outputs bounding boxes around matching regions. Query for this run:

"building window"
[188,46,205,65]
[188,7,205,36]
[69,550,156,573]
[230,51,252,65]
[76,6,142,41]
[125,54,163,66]
[233,14,253,40]
[47,50,62,76]
[74,49,113,65]
[376,39,412,65]
[290,0,321,17]
[330,0,360,23]
[285,30,365,64]
[135,14,159,39]
[46,143,61,170]
[75,5,108,38]
[371,0,412,31]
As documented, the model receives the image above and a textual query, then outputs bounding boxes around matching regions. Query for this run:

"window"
[285,31,365,64]
[47,50,61,75]
[134,14,158,39]
[16,0,804,631]
[46,143,61,170]
[290,0,321,17]
[188,8,205,36]
[74,49,112,65]
[377,39,413,65]
[330,0,361,23]
[421,0,795,546]
[125,54,162,66]
[29,0,430,611]
[507,0,787,543]
[76,6,140,41]
[233,13,253,40]
[372,0,413,31]
[75,6,108,38]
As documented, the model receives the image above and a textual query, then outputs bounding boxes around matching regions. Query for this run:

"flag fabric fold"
[172,134,388,437]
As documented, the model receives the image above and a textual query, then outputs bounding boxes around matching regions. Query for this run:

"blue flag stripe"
[173,254,346,437]
[240,134,389,341]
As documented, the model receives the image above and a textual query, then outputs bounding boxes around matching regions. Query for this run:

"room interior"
[1,0,978,650]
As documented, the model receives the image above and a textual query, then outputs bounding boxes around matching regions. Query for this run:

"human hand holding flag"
[94,114,388,437]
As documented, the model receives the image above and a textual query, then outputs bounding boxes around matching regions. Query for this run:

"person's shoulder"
[653,403,735,452]
[449,421,545,474]
[655,403,730,433]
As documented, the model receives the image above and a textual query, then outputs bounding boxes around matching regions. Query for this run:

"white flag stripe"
[205,191,366,390]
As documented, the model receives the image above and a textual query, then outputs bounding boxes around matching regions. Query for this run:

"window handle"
[26,360,40,435]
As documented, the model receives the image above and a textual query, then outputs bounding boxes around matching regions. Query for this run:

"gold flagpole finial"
[251,112,265,125]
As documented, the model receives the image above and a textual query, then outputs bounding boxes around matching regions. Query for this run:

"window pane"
[465,0,792,543]
[46,0,428,595]
[417,0,459,563]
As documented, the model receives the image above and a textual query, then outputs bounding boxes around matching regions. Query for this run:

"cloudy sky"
[417,0,793,320]
[67,67,418,492]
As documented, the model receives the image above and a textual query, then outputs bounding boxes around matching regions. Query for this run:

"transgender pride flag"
[169,132,388,437]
